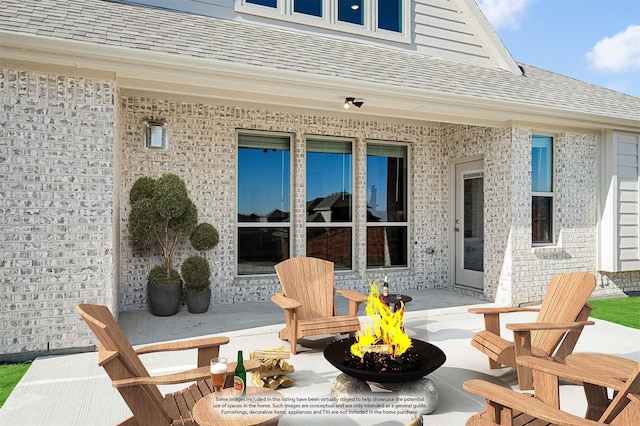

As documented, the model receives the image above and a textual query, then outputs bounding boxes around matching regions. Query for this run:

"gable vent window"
[237,0,409,42]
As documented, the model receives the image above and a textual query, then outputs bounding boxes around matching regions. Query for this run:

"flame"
[350,284,412,358]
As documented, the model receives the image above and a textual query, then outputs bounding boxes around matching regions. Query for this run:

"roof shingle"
[1,0,638,122]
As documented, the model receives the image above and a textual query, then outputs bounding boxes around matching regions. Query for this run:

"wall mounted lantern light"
[143,120,168,150]
[344,97,364,109]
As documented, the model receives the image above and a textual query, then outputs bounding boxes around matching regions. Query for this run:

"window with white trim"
[236,0,409,41]
[532,135,554,244]
[366,142,408,267]
[305,137,354,269]
[237,132,292,275]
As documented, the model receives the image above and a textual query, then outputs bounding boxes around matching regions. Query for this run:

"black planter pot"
[148,282,182,316]
[186,289,211,314]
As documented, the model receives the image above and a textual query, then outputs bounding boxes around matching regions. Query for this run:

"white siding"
[600,132,640,272]
[117,0,514,69]
[412,0,492,66]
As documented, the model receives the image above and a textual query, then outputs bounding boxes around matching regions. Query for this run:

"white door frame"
[449,156,485,291]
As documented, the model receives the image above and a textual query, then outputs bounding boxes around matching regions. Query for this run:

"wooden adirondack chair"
[76,304,260,425]
[468,272,596,389]
[463,354,640,425]
[271,257,367,354]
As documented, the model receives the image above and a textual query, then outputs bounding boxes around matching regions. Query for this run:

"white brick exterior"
[1,67,117,355]
[2,66,639,357]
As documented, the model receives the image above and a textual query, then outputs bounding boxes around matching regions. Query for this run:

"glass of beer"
[210,357,227,392]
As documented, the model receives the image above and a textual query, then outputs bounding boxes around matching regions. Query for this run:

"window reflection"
[238,227,290,275]
[378,0,402,32]
[295,0,322,17]
[307,227,352,269]
[306,140,352,222]
[238,133,291,275]
[366,143,408,268]
[246,0,277,7]
[306,139,353,268]
[532,135,553,244]
[338,0,363,25]
[367,145,407,223]
[367,226,407,267]
[238,135,290,222]
[463,175,484,272]
[532,196,552,243]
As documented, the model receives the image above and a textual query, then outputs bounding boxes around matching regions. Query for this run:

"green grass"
[589,296,640,329]
[0,363,30,408]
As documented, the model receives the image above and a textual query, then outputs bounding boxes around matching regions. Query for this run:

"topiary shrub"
[147,265,182,285]
[181,255,211,293]
[128,173,198,284]
[190,222,219,259]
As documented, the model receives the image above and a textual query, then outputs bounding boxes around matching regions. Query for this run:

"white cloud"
[477,0,532,30]
[586,25,640,73]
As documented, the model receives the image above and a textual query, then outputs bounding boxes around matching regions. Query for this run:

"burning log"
[351,284,412,359]
[343,350,421,374]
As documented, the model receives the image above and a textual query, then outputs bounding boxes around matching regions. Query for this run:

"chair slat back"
[533,272,596,354]
[76,304,165,408]
[601,362,640,423]
[275,257,335,320]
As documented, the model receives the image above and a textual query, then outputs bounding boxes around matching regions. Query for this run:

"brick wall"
[1,67,116,356]
[117,97,447,310]
[3,71,638,357]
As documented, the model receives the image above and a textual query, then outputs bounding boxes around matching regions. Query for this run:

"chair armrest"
[517,355,631,390]
[463,379,602,425]
[112,359,263,388]
[468,306,540,315]
[271,292,302,310]
[135,336,230,355]
[506,321,594,332]
[336,289,367,316]
[335,289,367,303]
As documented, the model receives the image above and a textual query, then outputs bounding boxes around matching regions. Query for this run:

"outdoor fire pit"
[322,284,446,415]
[323,337,446,383]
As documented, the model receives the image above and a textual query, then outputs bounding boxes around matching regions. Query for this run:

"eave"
[2,31,639,133]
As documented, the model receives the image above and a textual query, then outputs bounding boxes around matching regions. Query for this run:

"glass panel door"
[455,160,484,290]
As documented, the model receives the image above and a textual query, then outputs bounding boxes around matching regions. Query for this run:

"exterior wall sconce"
[143,120,168,150]
[344,97,364,109]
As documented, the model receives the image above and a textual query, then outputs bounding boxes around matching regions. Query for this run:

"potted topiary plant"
[183,223,220,313]
[181,255,211,313]
[128,173,198,316]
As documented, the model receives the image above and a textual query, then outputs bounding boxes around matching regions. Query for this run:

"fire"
[350,285,412,358]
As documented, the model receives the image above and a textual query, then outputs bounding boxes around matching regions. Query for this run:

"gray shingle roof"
[1,0,639,122]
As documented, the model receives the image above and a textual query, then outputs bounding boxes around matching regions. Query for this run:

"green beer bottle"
[233,350,246,396]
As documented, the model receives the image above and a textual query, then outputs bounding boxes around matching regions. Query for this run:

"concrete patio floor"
[1,289,639,425]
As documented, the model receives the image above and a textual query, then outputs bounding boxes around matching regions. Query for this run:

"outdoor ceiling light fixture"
[143,120,169,150]
[344,97,364,109]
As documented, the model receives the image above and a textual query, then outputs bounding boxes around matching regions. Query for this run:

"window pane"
[246,0,277,7]
[294,0,322,17]
[237,227,289,275]
[532,135,552,192]
[532,196,552,243]
[238,134,290,222]
[338,0,363,25]
[367,144,407,222]
[367,226,407,267]
[464,175,484,272]
[306,140,352,222]
[307,227,352,269]
[378,0,402,32]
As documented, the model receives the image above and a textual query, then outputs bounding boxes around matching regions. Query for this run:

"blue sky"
[477,0,640,98]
